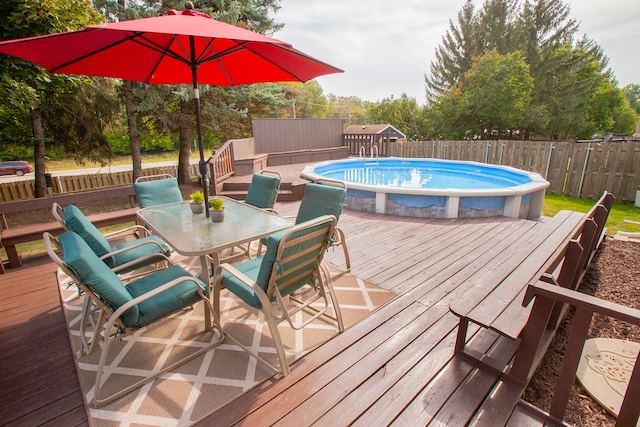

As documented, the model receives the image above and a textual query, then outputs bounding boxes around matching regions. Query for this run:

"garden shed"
[343,124,406,156]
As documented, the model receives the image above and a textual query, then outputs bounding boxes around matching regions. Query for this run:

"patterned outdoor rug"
[57,256,396,426]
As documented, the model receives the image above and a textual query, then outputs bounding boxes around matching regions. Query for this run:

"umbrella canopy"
[0,9,341,86]
[0,6,343,214]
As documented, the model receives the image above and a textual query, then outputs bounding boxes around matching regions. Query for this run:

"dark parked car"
[0,161,33,176]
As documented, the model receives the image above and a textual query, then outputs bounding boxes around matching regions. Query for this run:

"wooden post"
[549,307,593,420]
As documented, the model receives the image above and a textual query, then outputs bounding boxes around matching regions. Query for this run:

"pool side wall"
[302,158,550,220]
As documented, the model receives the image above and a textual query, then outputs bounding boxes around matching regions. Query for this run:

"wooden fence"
[4,139,640,204]
[0,165,198,203]
[390,140,640,202]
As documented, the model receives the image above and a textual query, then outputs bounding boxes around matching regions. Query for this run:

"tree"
[587,83,638,137]
[476,0,520,54]
[367,94,428,140]
[127,0,285,184]
[281,81,327,119]
[0,0,107,197]
[425,0,479,102]
[325,95,369,125]
[93,0,172,182]
[432,50,533,139]
[462,50,533,138]
[519,0,602,140]
[624,84,640,115]
[424,0,626,140]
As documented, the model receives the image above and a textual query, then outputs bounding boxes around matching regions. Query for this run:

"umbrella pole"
[191,47,210,218]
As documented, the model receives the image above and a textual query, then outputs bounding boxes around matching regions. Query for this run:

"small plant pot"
[210,209,225,222]
[190,202,205,214]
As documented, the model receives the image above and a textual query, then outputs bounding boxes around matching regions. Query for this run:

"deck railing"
[522,281,640,425]
[208,140,234,195]
[1,164,200,203]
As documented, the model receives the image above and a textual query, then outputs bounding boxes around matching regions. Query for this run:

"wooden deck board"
[0,198,584,427]
[349,324,461,427]
[274,305,449,426]
[0,258,87,427]
[315,314,458,426]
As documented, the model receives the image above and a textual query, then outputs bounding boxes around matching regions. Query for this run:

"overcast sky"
[272,0,639,104]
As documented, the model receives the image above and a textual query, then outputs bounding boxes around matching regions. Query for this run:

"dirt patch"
[523,237,640,426]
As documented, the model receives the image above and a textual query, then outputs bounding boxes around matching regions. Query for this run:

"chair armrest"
[111,253,173,275]
[104,224,150,239]
[214,263,272,307]
[524,280,640,326]
[99,239,167,263]
[215,263,263,293]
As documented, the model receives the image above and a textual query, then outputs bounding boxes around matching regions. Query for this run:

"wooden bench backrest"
[0,186,137,228]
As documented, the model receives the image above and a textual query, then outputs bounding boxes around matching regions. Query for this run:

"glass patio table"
[137,197,293,284]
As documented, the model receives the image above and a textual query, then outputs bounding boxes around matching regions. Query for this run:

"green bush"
[0,144,32,160]
[106,131,131,155]
[106,130,177,155]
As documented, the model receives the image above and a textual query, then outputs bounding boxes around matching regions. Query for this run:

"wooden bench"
[446,192,616,425]
[513,280,640,426]
[0,186,138,271]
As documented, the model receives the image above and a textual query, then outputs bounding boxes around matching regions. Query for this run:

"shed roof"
[344,124,406,138]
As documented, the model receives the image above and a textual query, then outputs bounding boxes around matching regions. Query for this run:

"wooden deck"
[1,199,569,426]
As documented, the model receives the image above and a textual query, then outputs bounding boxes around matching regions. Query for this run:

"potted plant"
[209,197,225,222]
[189,191,205,214]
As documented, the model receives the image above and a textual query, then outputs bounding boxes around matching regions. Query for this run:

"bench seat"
[450,210,585,358]
[445,192,615,425]
[1,207,139,269]
[1,186,139,270]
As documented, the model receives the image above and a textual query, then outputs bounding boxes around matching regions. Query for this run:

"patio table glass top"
[136,197,293,257]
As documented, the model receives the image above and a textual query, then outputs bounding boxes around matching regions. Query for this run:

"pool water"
[316,160,530,189]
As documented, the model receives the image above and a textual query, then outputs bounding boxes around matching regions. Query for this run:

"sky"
[272,0,640,104]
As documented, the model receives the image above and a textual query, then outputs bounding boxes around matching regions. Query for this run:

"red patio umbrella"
[0,5,343,214]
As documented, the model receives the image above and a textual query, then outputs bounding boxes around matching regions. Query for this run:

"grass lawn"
[543,193,640,235]
[44,153,184,171]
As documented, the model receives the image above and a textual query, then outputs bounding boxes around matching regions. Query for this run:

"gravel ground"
[523,237,640,426]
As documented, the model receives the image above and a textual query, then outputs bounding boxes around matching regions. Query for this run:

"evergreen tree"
[424,0,627,140]
[425,0,479,102]
[110,0,285,183]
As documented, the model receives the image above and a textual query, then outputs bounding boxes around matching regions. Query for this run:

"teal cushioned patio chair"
[44,231,224,408]
[244,169,281,213]
[53,202,170,276]
[213,215,344,377]
[133,174,183,208]
[224,170,282,261]
[257,180,351,274]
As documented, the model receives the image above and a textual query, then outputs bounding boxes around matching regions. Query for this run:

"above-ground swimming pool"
[301,158,549,220]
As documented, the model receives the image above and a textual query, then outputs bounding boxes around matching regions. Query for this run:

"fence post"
[577,142,592,198]
[484,141,491,163]
[544,143,555,180]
